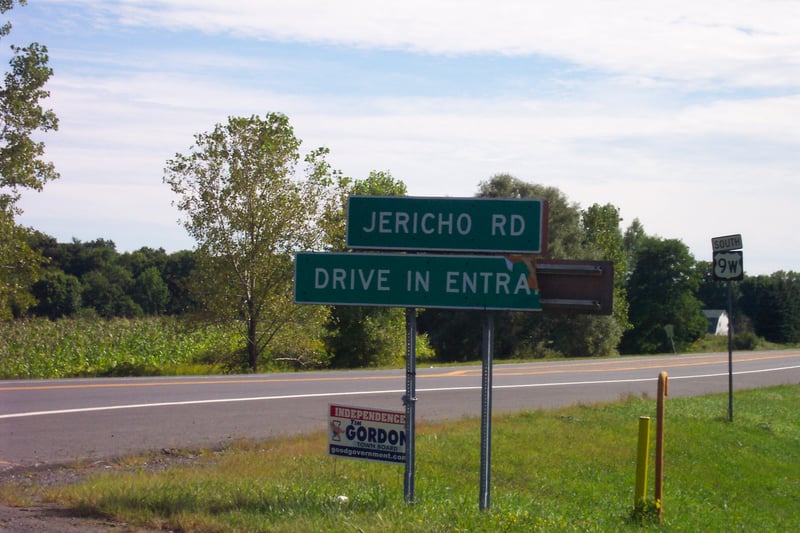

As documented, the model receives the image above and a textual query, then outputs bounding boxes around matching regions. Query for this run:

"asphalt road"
[2,350,799,469]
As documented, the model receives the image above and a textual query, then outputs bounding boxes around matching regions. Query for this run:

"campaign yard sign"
[328,404,407,464]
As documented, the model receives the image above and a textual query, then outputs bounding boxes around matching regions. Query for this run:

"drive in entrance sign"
[295,252,542,311]
[329,404,406,464]
[346,196,548,253]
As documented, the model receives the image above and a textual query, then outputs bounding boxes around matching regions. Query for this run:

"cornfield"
[0,317,239,379]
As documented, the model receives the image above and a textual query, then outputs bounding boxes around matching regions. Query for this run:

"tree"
[581,203,631,347]
[164,113,342,372]
[622,218,647,277]
[30,270,81,318]
[323,170,409,368]
[163,250,198,314]
[25,236,198,318]
[422,175,626,360]
[0,203,39,317]
[694,259,751,333]
[477,174,584,258]
[119,247,168,278]
[131,266,169,315]
[620,237,708,354]
[740,271,800,343]
[0,1,59,317]
[81,264,139,318]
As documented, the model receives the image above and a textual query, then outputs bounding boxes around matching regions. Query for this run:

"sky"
[6,0,800,275]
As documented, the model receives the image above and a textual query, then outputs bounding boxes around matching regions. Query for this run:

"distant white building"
[702,309,730,336]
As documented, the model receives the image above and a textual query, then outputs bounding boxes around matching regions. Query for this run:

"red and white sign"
[328,404,406,464]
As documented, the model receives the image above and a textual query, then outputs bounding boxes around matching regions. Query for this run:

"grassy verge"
[4,385,798,532]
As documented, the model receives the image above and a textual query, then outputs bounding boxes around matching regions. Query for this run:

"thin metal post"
[655,372,668,523]
[727,280,734,422]
[479,312,495,511]
[403,307,417,504]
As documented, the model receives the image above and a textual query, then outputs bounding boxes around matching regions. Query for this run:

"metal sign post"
[727,280,734,421]
[403,307,417,503]
[479,311,495,511]
[711,234,743,422]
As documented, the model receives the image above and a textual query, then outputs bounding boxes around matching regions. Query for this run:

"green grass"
[686,332,785,353]
[8,385,798,532]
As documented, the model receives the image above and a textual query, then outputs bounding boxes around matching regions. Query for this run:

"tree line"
[1,0,796,373]
[14,170,800,370]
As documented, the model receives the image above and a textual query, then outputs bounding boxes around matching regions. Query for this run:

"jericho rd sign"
[346,196,548,254]
[295,252,542,311]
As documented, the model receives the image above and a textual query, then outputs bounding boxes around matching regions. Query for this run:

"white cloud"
[14,1,800,273]
[50,0,800,88]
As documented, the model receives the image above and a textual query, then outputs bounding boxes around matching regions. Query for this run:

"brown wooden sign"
[535,259,614,315]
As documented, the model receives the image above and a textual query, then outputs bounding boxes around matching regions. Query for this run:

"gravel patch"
[0,450,204,532]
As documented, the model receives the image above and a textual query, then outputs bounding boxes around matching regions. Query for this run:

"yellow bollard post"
[634,416,651,505]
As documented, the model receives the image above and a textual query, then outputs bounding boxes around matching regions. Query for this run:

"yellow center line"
[1,352,796,392]
[0,374,400,392]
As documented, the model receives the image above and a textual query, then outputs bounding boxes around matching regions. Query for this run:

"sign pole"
[403,307,417,503]
[479,311,495,511]
[727,280,734,422]
[711,233,742,423]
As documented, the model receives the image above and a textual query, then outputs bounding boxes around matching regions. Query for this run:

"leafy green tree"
[164,113,343,372]
[740,271,800,343]
[26,237,197,319]
[53,239,143,317]
[620,237,708,354]
[81,264,140,318]
[422,175,625,360]
[695,260,730,309]
[58,238,119,278]
[119,247,168,278]
[694,260,752,333]
[622,218,647,277]
[478,174,584,258]
[351,170,407,198]
[131,266,169,315]
[325,306,406,368]
[323,170,408,368]
[30,270,81,318]
[0,0,59,317]
[163,249,197,314]
[581,203,630,350]
[0,204,38,317]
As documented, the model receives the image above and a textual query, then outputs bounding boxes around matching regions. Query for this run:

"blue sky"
[7,0,800,275]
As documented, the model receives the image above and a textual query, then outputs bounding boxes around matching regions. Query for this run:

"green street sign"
[295,252,542,311]
[346,196,548,253]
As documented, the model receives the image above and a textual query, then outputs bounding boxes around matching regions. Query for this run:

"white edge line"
[2,365,799,420]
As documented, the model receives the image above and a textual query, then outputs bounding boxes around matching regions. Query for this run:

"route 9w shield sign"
[713,251,744,281]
